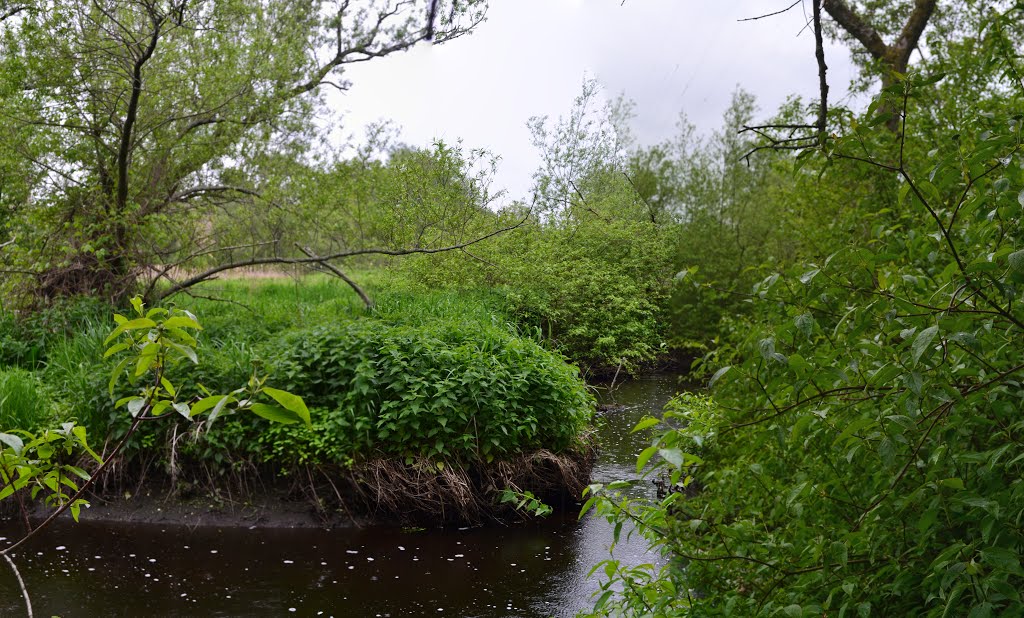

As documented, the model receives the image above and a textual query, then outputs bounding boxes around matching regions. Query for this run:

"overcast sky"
[329,1,862,202]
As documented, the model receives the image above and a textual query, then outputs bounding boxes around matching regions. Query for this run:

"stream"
[0,375,684,617]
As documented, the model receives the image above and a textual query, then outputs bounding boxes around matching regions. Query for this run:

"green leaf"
[103,318,156,345]
[636,446,659,473]
[71,426,101,463]
[127,398,147,418]
[167,342,198,364]
[938,477,965,490]
[794,313,815,337]
[708,365,731,388]
[249,403,300,424]
[784,605,803,618]
[173,402,191,419]
[207,395,234,426]
[163,315,202,330]
[108,356,132,395]
[103,342,130,358]
[189,395,235,417]
[658,448,686,468]
[911,325,939,364]
[160,376,176,397]
[981,547,1024,576]
[261,386,310,427]
[0,433,24,455]
[631,416,660,433]
[1008,250,1024,274]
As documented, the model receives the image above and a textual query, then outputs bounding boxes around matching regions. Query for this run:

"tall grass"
[0,368,53,430]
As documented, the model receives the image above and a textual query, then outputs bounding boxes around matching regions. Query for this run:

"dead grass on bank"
[337,444,596,525]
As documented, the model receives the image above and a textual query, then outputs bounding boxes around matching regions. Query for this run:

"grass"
[0,367,53,431]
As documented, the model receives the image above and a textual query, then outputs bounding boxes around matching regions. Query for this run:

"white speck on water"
[144,573,151,578]
[366,557,374,561]
[210,550,218,554]
[55,546,66,550]
[346,550,358,554]
[288,608,296,613]
[398,546,405,551]
[181,593,187,598]
[149,558,156,563]
[129,553,136,557]
[283,560,294,564]
[454,554,464,558]
[321,561,327,566]
[348,566,354,570]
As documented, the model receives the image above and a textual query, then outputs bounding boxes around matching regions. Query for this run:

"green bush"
[586,71,1024,616]
[261,319,594,464]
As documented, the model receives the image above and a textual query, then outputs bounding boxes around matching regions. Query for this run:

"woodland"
[0,0,1023,616]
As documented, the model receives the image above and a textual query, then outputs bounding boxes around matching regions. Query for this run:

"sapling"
[0,296,310,616]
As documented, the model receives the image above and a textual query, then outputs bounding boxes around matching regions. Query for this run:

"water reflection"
[0,375,686,617]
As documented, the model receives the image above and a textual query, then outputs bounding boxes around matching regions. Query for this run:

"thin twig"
[3,553,32,618]
[738,0,801,22]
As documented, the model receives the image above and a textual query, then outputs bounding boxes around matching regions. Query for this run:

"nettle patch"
[260,319,595,465]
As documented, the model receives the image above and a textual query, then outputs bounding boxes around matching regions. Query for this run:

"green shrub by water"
[257,319,594,464]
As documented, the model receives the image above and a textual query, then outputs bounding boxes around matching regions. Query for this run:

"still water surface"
[0,375,683,617]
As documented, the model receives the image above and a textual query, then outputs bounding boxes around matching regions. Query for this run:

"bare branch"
[169,184,261,202]
[157,212,531,300]
[295,243,374,309]
[740,0,829,159]
[738,0,801,23]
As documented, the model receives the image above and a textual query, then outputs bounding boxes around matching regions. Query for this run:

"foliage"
[0,368,53,432]
[585,62,1024,616]
[403,82,676,374]
[498,488,554,518]
[0,423,101,523]
[0,296,110,369]
[0,0,486,303]
[1,296,309,528]
[260,319,594,464]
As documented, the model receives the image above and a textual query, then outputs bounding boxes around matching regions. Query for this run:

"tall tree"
[0,0,487,303]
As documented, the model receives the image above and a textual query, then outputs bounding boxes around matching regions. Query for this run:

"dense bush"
[258,319,594,464]
[586,69,1024,616]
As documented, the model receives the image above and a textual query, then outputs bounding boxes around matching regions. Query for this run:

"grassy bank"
[0,271,596,523]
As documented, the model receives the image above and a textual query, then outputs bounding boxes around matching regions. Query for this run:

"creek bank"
[9,443,596,530]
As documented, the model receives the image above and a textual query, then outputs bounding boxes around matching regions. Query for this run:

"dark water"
[0,375,685,617]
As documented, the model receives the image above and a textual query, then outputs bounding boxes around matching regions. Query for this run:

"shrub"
[261,319,594,464]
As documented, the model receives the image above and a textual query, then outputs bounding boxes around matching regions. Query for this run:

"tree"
[0,0,489,305]
[823,0,937,90]
[586,3,1024,615]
